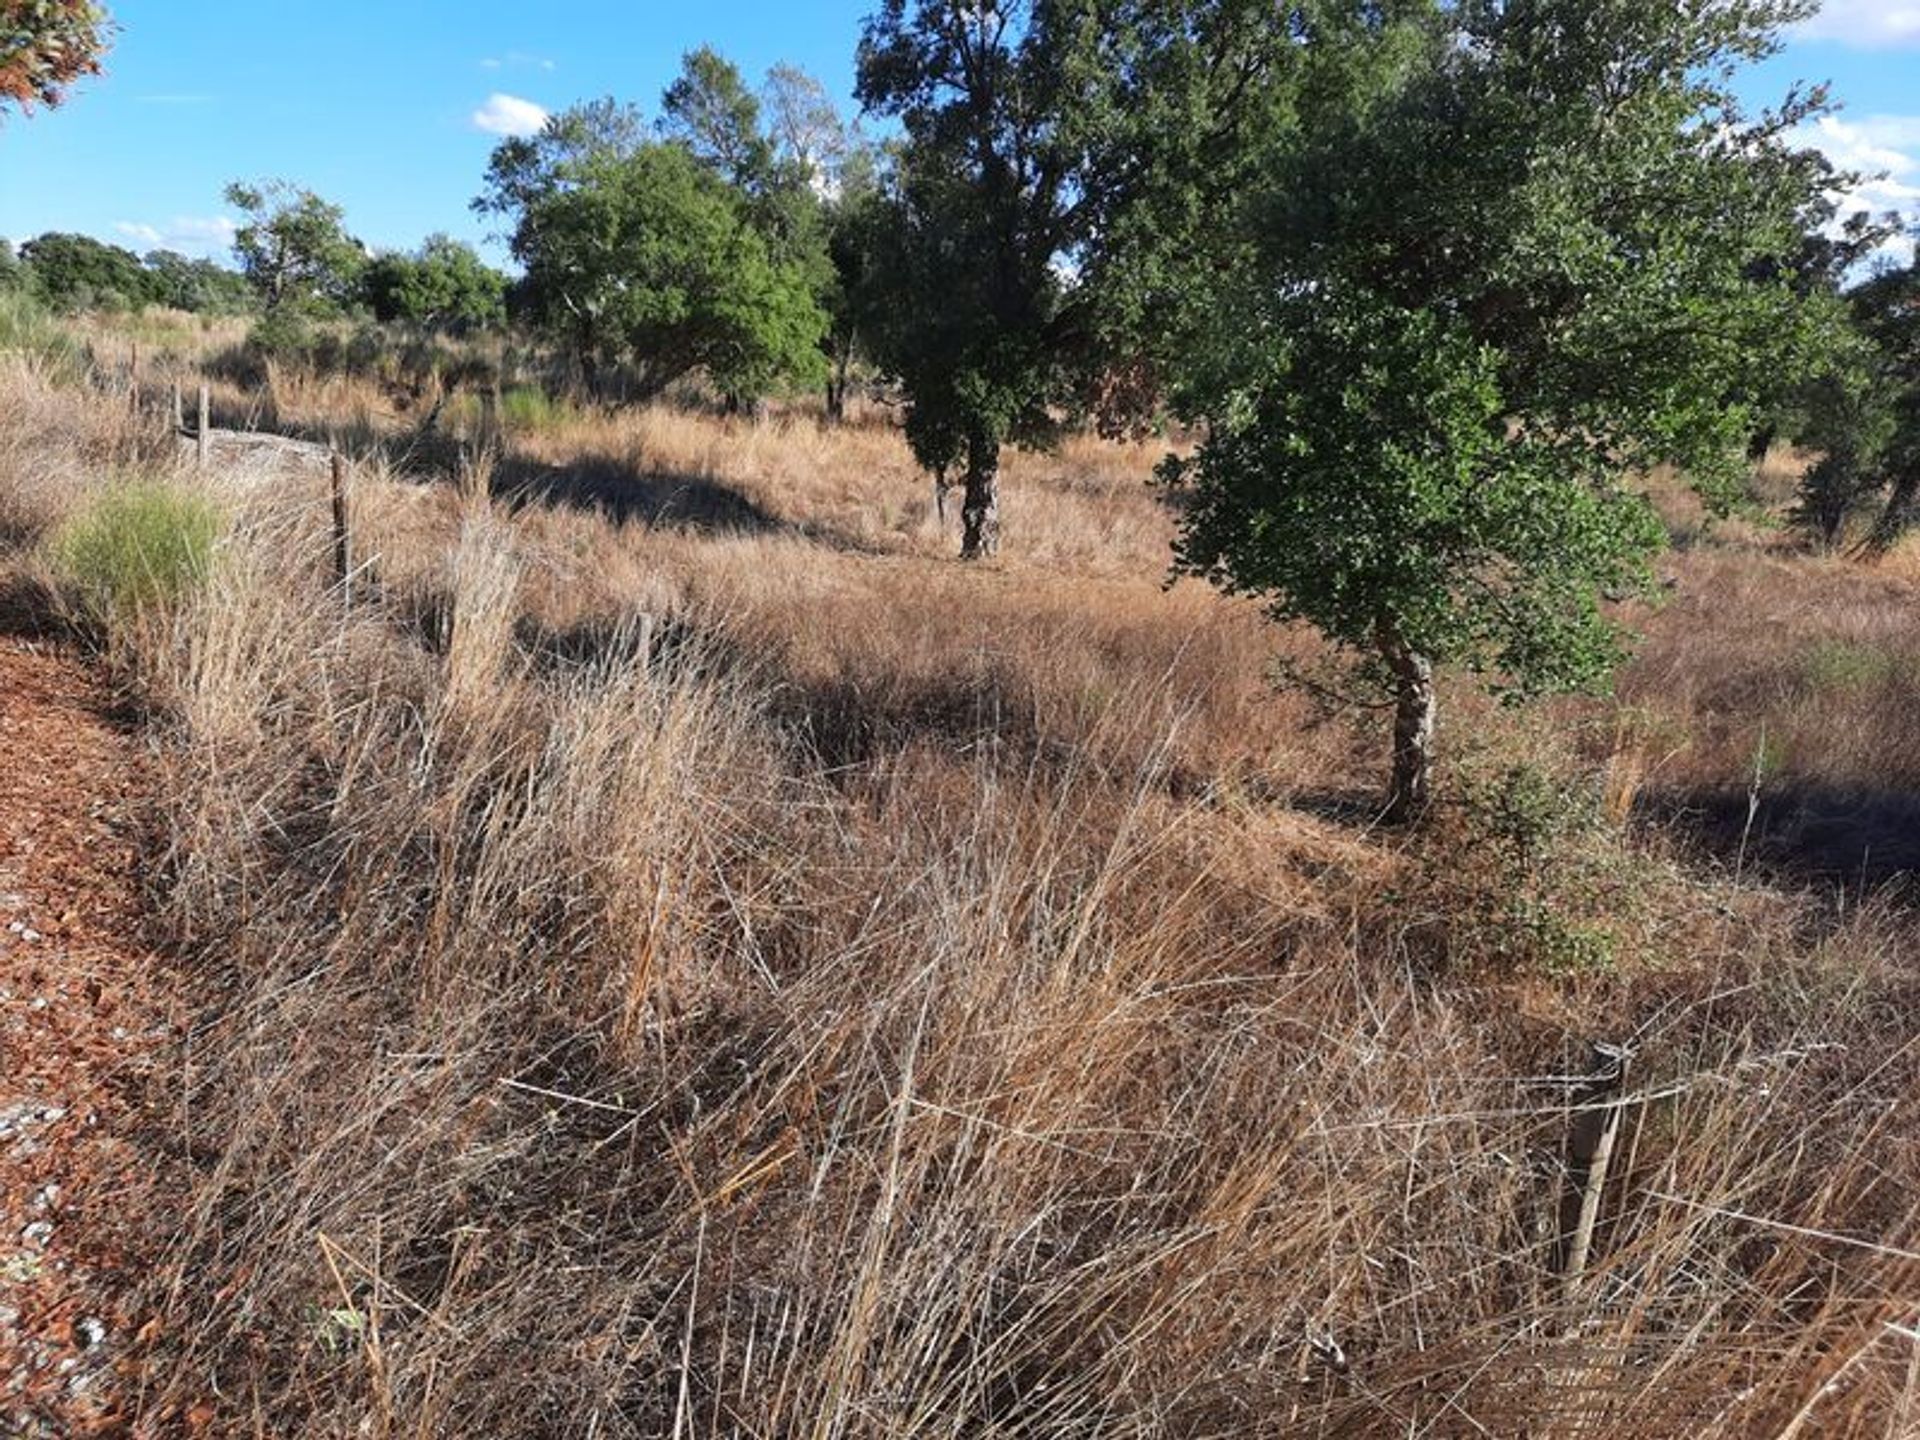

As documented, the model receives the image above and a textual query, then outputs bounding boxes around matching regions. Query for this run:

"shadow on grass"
[1639,782,1920,890]
[0,572,64,640]
[492,452,783,535]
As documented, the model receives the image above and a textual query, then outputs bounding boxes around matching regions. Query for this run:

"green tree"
[1,0,112,113]
[660,45,775,189]
[225,180,366,315]
[853,0,1382,554]
[659,50,836,409]
[19,231,154,310]
[1167,0,1843,821]
[360,235,507,334]
[821,152,892,422]
[0,238,20,289]
[141,249,252,314]
[1074,0,1437,437]
[475,97,648,231]
[485,129,826,399]
[854,0,1100,558]
[1793,240,1920,551]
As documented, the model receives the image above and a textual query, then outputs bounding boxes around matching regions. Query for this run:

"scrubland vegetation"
[6,0,1920,1433]
[3,294,1919,1432]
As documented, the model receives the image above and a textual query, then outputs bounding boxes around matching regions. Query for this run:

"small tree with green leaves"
[660,45,776,190]
[1802,248,1920,552]
[1169,0,1844,822]
[657,49,837,410]
[482,125,825,401]
[855,0,1101,558]
[854,0,1402,556]
[225,180,365,316]
[360,235,507,335]
[141,249,252,314]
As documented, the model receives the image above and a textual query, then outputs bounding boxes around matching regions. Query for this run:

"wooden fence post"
[171,382,184,435]
[197,385,211,469]
[330,451,353,607]
[1557,1041,1631,1291]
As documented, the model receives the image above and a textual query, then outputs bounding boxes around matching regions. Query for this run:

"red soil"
[0,639,179,1436]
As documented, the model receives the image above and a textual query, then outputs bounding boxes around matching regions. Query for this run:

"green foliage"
[50,481,222,629]
[6,233,249,316]
[660,45,774,188]
[855,0,1089,494]
[1169,0,1844,806]
[141,248,253,314]
[479,107,826,400]
[497,384,574,432]
[1796,248,1920,547]
[1451,754,1625,975]
[19,230,155,311]
[360,235,506,334]
[243,306,321,365]
[853,0,1389,545]
[1076,0,1437,436]
[1799,640,1905,693]
[226,179,366,316]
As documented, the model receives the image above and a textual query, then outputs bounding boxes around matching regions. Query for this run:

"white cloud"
[1795,0,1920,47]
[470,92,549,138]
[1790,115,1920,265]
[480,53,555,73]
[113,215,239,258]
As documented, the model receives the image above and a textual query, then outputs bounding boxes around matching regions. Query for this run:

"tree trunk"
[1864,472,1919,555]
[1378,626,1436,825]
[826,349,850,425]
[959,435,1000,560]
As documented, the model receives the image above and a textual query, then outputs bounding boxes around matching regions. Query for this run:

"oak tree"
[1168,0,1843,821]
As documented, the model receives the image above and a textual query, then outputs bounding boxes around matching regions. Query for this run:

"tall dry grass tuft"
[1,352,1918,1435]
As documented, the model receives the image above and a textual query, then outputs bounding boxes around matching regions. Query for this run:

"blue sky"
[1,0,1915,266]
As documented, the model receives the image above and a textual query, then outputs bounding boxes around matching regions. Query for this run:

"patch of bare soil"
[0,639,179,1436]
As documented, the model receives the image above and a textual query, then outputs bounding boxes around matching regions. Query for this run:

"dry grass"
[3,342,1919,1436]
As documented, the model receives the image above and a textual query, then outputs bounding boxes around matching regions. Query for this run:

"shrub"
[244,308,319,367]
[498,384,570,432]
[1800,639,1903,693]
[50,481,223,629]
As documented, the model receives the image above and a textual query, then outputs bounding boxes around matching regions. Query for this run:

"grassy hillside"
[4,322,1919,1436]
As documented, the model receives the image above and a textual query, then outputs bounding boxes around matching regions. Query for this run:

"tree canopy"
[226,180,366,316]
[140,249,253,314]
[854,0,1099,557]
[18,231,153,311]
[1166,0,1845,819]
[1812,251,1920,549]
[480,115,827,400]
[0,0,112,113]
[360,235,507,334]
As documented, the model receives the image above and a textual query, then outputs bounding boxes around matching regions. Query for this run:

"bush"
[50,481,223,629]
[245,308,319,367]
[498,384,571,432]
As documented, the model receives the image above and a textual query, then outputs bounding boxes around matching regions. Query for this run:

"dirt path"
[1,637,177,1436]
